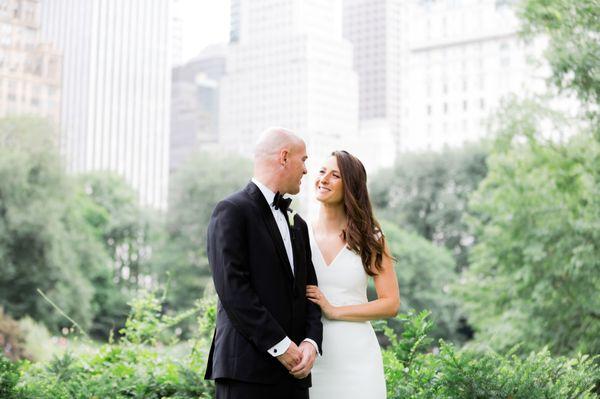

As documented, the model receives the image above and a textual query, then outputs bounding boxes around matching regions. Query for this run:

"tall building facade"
[171,0,184,67]
[0,0,61,126]
[39,0,172,208]
[219,0,359,167]
[343,0,409,157]
[403,0,545,151]
[170,44,226,174]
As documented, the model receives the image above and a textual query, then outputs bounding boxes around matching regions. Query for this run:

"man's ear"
[279,148,290,167]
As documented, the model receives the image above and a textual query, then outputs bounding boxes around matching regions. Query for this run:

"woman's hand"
[306,285,338,320]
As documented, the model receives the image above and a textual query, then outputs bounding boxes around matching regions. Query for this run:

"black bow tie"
[272,191,292,212]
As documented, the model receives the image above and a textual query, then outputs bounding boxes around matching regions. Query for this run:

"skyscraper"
[0,0,61,127]
[39,0,172,208]
[170,44,226,174]
[403,0,545,151]
[219,0,359,170]
[343,0,409,156]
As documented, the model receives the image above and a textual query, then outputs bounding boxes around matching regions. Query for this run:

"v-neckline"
[310,223,346,268]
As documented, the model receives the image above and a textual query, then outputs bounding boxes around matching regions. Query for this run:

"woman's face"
[315,156,344,204]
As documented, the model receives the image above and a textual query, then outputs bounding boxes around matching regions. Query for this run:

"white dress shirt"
[252,178,294,274]
[251,178,320,357]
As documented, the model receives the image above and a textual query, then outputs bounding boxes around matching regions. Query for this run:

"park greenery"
[1,0,599,396]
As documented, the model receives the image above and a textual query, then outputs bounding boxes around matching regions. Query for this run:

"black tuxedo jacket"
[204,182,323,387]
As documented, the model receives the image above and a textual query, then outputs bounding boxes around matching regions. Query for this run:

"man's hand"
[277,341,302,371]
[290,341,317,379]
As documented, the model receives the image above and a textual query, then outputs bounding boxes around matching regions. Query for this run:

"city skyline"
[2,0,556,210]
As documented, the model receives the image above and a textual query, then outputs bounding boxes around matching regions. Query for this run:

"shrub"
[18,317,55,362]
[0,308,29,361]
[0,354,23,399]
[380,311,600,399]
[15,289,215,399]
[4,290,598,398]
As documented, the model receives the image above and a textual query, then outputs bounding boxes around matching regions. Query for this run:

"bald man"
[205,127,323,399]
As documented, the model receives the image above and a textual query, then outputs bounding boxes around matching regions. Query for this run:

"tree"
[460,98,600,355]
[74,172,158,338]
[371,143,489,270]
[0,117,98,331]
[152,151,252,324]
[520,0,600,110]
[376,221,461,342]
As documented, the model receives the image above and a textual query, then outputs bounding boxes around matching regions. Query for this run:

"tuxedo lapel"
[289,221,304,296]
[244,182,294,282]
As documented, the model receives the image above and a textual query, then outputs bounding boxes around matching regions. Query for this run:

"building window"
[463,100,468,111]
[443,103,448,114]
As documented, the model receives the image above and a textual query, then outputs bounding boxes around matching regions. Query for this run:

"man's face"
[283,141,308,195]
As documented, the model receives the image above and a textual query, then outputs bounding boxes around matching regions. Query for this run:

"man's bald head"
[254,127,303,160]
[252,127,308,195]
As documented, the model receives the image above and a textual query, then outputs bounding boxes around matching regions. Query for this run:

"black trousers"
[215,378,309,399]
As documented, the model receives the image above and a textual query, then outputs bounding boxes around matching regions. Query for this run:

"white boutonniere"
[287,209,297,227]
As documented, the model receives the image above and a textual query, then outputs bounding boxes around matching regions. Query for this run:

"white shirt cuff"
[268,336,291,357]
[303,338,320,356]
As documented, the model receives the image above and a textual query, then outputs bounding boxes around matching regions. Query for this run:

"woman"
[306,150,400,398]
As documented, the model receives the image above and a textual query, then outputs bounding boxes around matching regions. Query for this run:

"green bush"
[0,354,23,399]
[11,290,216,399]
[18,317,55,362]
[2,290,597,398]
[380,311,600,399]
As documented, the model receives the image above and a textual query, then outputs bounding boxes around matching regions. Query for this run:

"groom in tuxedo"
[205,127,323,399]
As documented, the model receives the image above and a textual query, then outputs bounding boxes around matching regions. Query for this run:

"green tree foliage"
[371,143,488,269]
[0,117,97,331]
[379,222,461,342]
[75,172,157,338]
[77,172,155,288]
[460,98,600,355]
[520,0,600,109]
[152,152,252,321]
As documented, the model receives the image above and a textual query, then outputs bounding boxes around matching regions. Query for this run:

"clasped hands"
[277,341,317,379]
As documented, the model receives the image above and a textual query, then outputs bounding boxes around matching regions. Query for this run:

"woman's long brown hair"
[333,150,390,276]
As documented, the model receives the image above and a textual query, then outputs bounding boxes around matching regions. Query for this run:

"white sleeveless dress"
[308,226,387,399]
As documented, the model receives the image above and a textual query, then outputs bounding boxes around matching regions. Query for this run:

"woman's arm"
[306,244,400,322]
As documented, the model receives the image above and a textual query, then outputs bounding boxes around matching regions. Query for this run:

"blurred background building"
[2,0,554,208]
[39,0,172,209]
[0,0,61,127]
[171,0,184,68]
[343,0,409,160]
[218,0,359,167]
[403,0,545,151]
[170,44,225,174]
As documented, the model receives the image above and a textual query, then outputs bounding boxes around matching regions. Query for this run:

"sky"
[177,0,230,62]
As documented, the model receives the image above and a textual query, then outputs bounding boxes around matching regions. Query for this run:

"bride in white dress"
[304,150,400,399]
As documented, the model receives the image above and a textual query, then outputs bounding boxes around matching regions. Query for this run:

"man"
[205,127,323,399]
